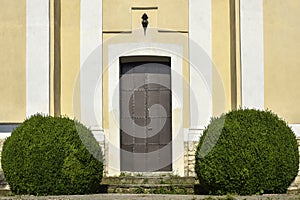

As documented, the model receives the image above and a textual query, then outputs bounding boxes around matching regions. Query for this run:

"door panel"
[120,59,172,172]
[160,118,172,145]
[132,90,146,118]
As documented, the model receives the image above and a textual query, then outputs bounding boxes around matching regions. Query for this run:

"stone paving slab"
[0,194,300,200]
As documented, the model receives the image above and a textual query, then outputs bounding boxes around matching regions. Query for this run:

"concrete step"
[100,176,196,194]
[103,184,195,194]
[101,176,196,185]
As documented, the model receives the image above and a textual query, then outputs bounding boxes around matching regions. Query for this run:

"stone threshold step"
[102,184,195,194]
[101,177,196,185]
[107,184,195,187]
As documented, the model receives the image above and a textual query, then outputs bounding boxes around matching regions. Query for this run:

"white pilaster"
[26,0,50,117]
[80,0,103,133]
[189,0,212,139]
[240,0,264,109]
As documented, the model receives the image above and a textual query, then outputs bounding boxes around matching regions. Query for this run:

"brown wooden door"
[120,58,172,172]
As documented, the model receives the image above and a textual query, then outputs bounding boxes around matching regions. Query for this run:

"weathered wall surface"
[212,0,235,115]
[60,0,81,118]
[184,142,198,177]
[264,0,300,124]
[0,0,26,123]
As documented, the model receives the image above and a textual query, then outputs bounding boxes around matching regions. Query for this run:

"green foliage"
[1,114,103,195]
[195,109,299,195]
[135,187,145,194]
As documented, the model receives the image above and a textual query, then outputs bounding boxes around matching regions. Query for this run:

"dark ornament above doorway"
[141,13,149,36]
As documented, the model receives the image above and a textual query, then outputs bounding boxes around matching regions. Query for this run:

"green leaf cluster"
[195,109,299,195]
[1,114,104,195]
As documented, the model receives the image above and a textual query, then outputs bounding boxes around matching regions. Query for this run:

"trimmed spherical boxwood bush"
[1,114,104,195]
[195,109,299,195]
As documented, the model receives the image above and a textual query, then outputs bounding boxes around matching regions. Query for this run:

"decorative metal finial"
[141,13,149,36]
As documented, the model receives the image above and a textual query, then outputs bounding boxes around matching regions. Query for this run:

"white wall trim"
[107,43,185,176]
[240,0,264,109]
[80,0,103,131]
[188,127,204,142]
[26,0,50,117]
[189,0,213,129]
[0,133,11,139]
[291,124,300,138]
[0,124,19,139]
[189,0,212,58]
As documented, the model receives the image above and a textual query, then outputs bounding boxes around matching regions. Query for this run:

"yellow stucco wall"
[131,0,158,7]
[0,0,26,123]
[60,0,81,119]
[5,0,299,126]
[212,0,233,116]
[132,9,157,30]
[103,0,131,32]
[235,0,242,108]
[103,0,188,32]
[264,0,300,123]
[158,0,188,31]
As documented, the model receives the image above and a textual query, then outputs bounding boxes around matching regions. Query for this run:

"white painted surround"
[0,124,19,139]
[188,0,213,141]
[80,0,104,142]
[240,0,264,109]
[26,0,50,117]
[291,124,300,138]
[107,43,184,176]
